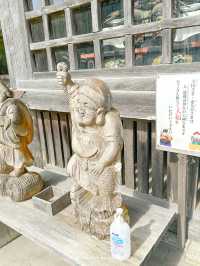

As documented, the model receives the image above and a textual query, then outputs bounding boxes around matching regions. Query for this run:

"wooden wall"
[30,110,200,217]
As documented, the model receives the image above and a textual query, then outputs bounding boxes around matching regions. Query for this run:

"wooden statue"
[0,82,43,201]
[57,62,123,239]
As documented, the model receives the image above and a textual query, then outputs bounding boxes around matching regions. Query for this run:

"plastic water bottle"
[110,208,131,261]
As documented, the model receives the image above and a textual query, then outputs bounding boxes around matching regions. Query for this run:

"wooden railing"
[30,110,200,217]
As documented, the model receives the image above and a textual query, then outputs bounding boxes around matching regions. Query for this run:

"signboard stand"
[156,74,200,249]
[177,154,188,249]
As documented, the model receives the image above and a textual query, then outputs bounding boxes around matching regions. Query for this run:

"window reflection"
[29,17,45,42]
[133,0,163,24]
[174,0,200,18]
[76,42,95,70]
[135,32,162,65]
[49,11,67,39]
[32,50,48,72]
[100,0,124,29]
[173,26,200,64]
[52,46,69,70]
[102,37,125,68]
[72,4,92,35]
[26,0,42,11]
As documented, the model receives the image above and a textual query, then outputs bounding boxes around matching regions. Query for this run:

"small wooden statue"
[0,82,43,201]
[57,63,123,239]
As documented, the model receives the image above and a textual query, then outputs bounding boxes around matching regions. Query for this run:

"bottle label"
[111,233,124,247]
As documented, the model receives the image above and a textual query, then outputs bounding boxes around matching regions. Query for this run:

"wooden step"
[0,168,177,266]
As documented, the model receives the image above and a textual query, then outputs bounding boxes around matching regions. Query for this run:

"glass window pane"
[100,0,124,29]
[174,0,200,18]
[26,0,42,11]
[173,26,200,64]
[72,4,92,35]
[76,42,95,70]
[52,46,69,70]
[32,50,48,72]
[49,11,67,39]
[0,30,8,74]
[135,32,162,65]
[29,17,45,42]
[46,0,64,5]
[102,37,125,68]
[133,0,163,24]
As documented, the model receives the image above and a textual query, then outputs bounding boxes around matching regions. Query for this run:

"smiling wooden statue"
[57,62,123,239]
[0,82,43,201]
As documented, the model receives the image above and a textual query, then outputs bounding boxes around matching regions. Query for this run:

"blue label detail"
[112,233,124,246]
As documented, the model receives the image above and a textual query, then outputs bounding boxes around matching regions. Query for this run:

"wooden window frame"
[22,0,200,77]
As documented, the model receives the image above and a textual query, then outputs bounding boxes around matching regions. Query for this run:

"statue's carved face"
[0,92,7,104]
[74,94,98,126]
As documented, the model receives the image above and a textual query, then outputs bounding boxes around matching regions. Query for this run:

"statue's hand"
[89,162,105,177]
[56,62,73,88]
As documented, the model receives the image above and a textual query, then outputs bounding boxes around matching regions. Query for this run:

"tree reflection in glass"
[173,26,200,64]
[135,32,162,65]
[174,0,200,18]
[100,0,124,29]
[133,0,163,24]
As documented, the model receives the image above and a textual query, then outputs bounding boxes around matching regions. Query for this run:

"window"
[76,42,95,70]
[133,0,163,24]
[29,17,45,42]
[32,50,48,72]
[135,32,162,65]
[48,11,67,39]
[174,0,200,18]
[25,0,42,11]
[102,37,125,68]
[100,0,124,29]
[72,4,92,35]
[173,26,200,64]
[52,46,69,70]
[46,0,64,5]
[23,0,200,73]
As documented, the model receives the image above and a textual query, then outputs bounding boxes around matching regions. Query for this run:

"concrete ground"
[0,236,200,266]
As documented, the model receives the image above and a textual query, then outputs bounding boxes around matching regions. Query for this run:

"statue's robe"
[0,98,33,169]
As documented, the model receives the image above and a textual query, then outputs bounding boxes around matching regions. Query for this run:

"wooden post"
[177,154,188,249]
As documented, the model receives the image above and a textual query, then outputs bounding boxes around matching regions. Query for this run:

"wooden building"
[0,0,200,264]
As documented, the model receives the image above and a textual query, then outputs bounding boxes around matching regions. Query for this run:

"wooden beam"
[123,119,135,189]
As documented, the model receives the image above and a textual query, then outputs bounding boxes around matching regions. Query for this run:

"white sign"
[156,74,200,157]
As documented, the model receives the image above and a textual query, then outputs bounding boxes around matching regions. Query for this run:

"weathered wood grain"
[51,112,64,168]
[29,110,44,168]
[137,120,150,193]
[43,111,56,166]
[151,121,165,198]
[123,119,135,189]
[0,168,176,266]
